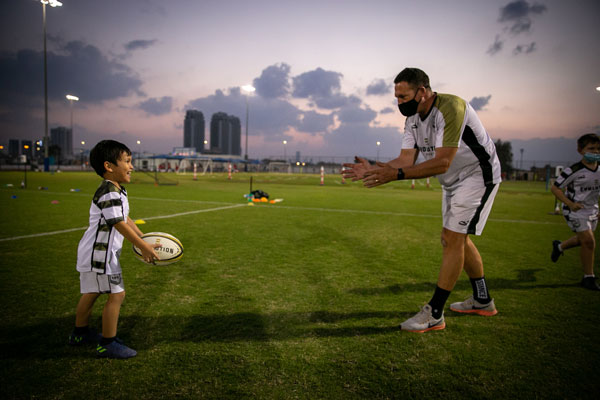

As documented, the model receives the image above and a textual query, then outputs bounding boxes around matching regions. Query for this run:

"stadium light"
[596,86,600,92]
[376,141,381,162]
[242,84,255,171]
[283,140,287,162]
[41,0,62,170]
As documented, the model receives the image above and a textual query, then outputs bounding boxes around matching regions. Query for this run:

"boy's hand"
[568,201,584,212]
[140,242,161,264]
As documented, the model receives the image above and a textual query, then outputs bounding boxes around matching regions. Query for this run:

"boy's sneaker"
[450,296,498,316]
[399,304,446,333]
[68,329,102,346]
[581,277,600,291]
[96,341,137,359]
[551,240,563,262]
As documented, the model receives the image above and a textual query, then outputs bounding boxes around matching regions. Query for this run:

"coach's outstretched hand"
[342,156,372,181]
[363,162,398,188]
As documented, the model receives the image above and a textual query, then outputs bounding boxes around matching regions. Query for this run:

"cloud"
[291,67,358,109]
[380,107,395,114]
[498,1,547,35]
[252,63,291,99]
[138,96,173,116]
[470,95,492,111]
[366,79,390,96]
[297,110,334,134]
[0,41,143,105]
[513,42,537,55]
[124,39,158,52]
[186,87,302,139]
[499,1,547,23]
[336,104,377,125]
[487,35,504,56]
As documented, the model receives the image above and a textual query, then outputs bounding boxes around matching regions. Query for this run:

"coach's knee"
[441,228,466,248]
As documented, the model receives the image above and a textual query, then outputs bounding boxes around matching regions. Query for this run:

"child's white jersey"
[554,162,600,220]
[76,180,129,275]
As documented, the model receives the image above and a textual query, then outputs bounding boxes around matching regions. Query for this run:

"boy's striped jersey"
[76,180,129,274]
[554,162,600,219]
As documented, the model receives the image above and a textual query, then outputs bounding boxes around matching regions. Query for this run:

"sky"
[1,0,599,165]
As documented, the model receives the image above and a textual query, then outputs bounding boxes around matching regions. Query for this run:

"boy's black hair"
[577,133,600,150]
[393,67,431,89]
[89,140,131,178]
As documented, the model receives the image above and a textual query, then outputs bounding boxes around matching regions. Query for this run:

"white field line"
[0,204,244,242]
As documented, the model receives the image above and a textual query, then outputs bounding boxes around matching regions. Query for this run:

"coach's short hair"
[394,68,430,89]
[577,133,600,150]
[89,140,131,178]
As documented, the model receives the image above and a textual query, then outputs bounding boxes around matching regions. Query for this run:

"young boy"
[550,133,600,291]
[68,140,160,358]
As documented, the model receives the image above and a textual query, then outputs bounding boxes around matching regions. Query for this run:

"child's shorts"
[80,271,125,294]
[565,215,598,233]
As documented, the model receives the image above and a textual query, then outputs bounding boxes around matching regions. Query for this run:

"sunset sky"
[1,0,599,164]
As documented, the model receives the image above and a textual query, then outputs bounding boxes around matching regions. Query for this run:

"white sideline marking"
[0,204,244,242]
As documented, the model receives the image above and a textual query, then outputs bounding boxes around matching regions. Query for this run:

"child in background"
[551,133,600,291]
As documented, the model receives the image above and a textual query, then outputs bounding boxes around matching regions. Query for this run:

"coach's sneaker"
[551,240,563,263]
[96,341,137,359]
[68,329,101,346]
[450,296,498,316]
[399,304,446,333]
[581,277,600,291]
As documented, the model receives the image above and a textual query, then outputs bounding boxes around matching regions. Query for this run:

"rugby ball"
[132,232,183,266]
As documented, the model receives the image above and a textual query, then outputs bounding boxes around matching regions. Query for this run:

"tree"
[495,139,513,176]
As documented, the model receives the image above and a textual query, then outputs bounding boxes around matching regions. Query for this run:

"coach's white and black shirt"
[77,180,129,275]
[402,93,502,188]
[554,162,600,220]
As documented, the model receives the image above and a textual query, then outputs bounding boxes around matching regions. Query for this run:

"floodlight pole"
[42,2,49,166]
[241,85,255,172]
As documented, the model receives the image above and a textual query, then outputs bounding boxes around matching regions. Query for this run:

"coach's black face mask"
[398,88,420,117]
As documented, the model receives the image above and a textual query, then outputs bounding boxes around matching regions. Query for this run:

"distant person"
[343,67,502,332]
[550,133,600,291]
[68,140,160,358]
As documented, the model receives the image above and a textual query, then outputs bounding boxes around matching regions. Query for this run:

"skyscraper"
[50,127,73,158]
[210,112,241,155]
[184,110,205,153]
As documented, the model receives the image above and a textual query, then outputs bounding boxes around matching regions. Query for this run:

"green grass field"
[1,171,599,399]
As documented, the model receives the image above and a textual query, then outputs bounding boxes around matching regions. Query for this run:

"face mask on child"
[583,153,600,163]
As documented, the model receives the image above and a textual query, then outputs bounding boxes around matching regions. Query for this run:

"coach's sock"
[470,276,491,304]
[557,243,563,252]
[100,336,116,346]
[428,286,451,319]
[583,274,595,279]
[73,326,89,335]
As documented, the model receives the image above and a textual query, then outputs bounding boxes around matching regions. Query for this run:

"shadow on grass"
[348,268,576,295]
[0,310,404,360]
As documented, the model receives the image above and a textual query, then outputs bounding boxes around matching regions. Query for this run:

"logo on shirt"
[411,124,418,130]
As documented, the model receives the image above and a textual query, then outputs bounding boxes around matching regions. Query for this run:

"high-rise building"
[210,112,241,155]
[8,139,20,158]
[184,110,205,153]
[50,126,73,158]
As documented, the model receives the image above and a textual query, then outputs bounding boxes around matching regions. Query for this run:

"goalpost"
[268,161,292,174]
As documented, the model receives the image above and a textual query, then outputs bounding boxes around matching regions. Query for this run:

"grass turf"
[0,171,598,399]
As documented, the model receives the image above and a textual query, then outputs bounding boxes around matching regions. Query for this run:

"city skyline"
[0,0,598,164]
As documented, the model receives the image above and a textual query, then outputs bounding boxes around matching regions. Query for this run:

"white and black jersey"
[554,162,600,219]
[402,93,502,188]
[76,180,129,274]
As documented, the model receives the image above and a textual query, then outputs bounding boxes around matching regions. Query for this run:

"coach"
[343,67,502,332]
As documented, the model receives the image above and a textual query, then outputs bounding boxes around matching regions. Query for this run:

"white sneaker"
[449,296,498,316]
[399,304,446,333]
